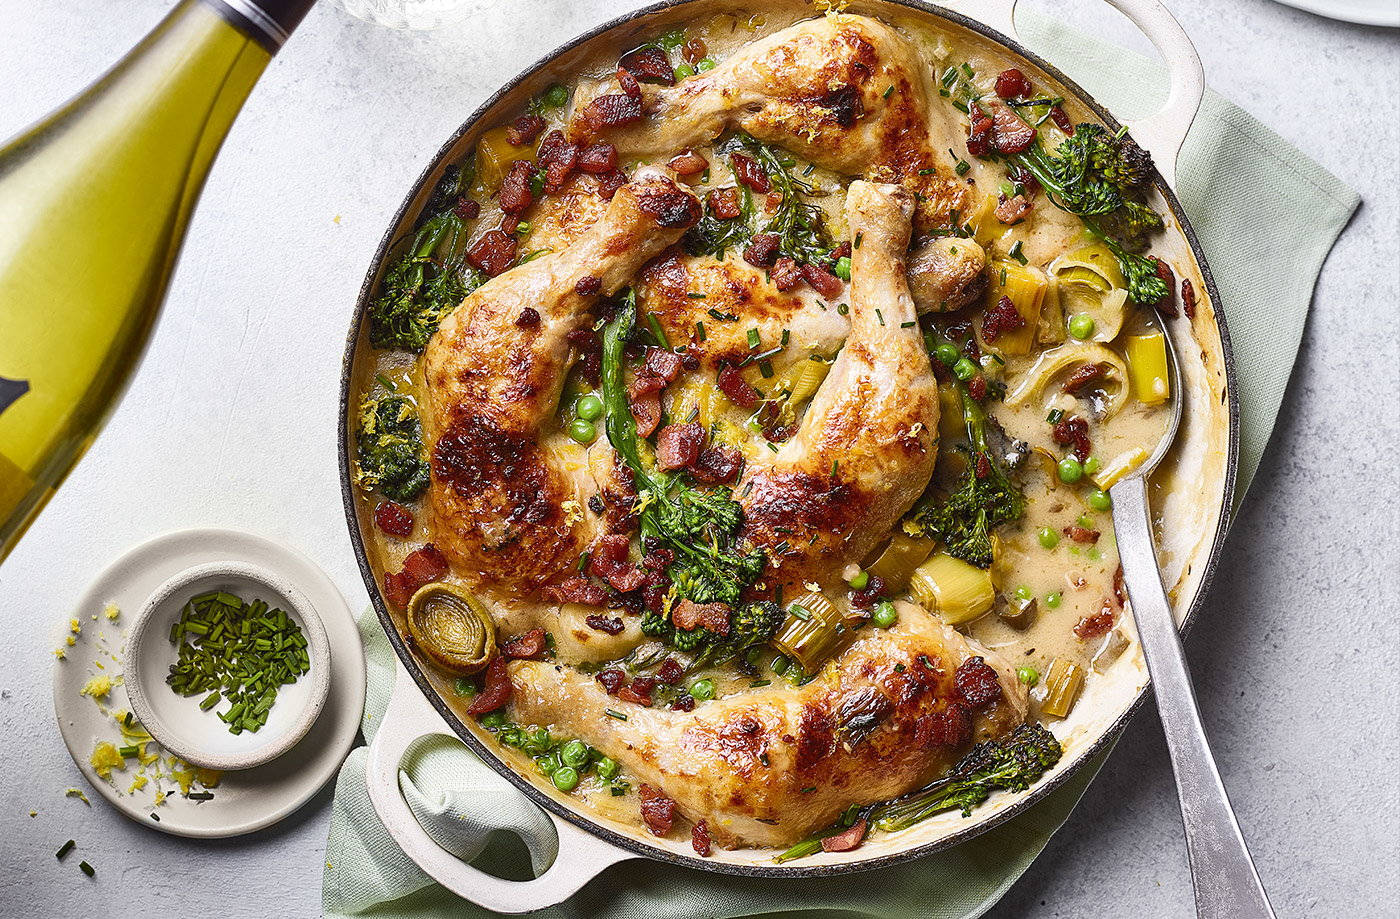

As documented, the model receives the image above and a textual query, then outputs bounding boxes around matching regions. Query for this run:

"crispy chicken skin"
[737,182,939,593]
[420,173,701,594]
[579,15,971,235]
[509,602,1028,847]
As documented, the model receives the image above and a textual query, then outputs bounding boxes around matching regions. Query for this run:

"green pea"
[934,342,962,367]
[479,710,506,729]
[953,357,978,381]
[595,757,619,781]
[690,678,716,701]
[541,83,568,109]
[568,418,597,444]
[1058,456,1084,484]
[1037,526,1060,549]
[1083,455,1102,475]
[560,739,589,767]
[1088,547,1102,561]
[847,569,869,590]
[1087,488,1112,511]
[453,677,476,696]
[552,765,580,792]
[673,63,695,80]
[696,57,717,72]
[872,601,898,628]
[1017,666,1039,687]
[1068,313,1096,340]
[1077,514,1095,529]
[833,256,852,281]
[576,394,603,421]
[535,753,559,777]
[1046,592,1062,608]
[1014,585,1032,601]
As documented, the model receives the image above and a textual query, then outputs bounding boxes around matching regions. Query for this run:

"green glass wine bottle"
[0,0,315,560]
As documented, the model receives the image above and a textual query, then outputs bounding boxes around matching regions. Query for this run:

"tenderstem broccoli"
[600,293,767,614]
[872,722,1063,830]
[904,381,1025,569]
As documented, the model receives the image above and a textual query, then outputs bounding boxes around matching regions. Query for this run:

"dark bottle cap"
[203,0,317,52]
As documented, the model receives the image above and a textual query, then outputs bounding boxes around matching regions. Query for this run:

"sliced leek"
[1040,658,1085,718]
[866,534,937,592]
[1124,332,1171,405]
[1089,446,1148,490]
[1006,342,1131,420]
[772,592,844,673]
[781,355,832,407]
[985,260,1048,356]
[1050,244,1129,342]
[406,583,497,675]
[909,553,995,626]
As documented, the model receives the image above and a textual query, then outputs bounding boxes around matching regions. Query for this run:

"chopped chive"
[79,861,94,877]
[117,745,139,758]
[837,303,849,316]
[605,709,628,721]
[747,328,761,350]
[695,320,706,341]
[955,160,970,176]
[686,291,707,299]
[918,167,936,175]
[883,85,895,99]
[876,308,885,326]
[1009,240,1028,265]
[56,840,75,860]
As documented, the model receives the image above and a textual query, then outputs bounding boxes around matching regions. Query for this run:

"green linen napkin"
[323,16,1359,919]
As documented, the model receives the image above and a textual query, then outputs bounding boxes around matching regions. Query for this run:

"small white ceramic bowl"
[124,561,332,771]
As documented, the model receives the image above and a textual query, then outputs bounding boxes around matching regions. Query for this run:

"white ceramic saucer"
[52,528,366,838]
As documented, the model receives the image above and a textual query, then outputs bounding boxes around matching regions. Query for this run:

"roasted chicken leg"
[738,181,939,593]
[508,602,1028,847]
[421,173,701,595]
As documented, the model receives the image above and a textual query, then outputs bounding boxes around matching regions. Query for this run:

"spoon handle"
[1110,475,1276,919]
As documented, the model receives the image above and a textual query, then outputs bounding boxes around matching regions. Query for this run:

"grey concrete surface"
[0,1,1394,917]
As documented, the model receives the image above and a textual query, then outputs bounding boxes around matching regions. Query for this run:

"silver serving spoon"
[1108,321,1277,919]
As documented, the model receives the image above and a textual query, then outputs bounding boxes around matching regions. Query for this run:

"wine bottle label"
[204,0,316,52]
[0,377,27,418]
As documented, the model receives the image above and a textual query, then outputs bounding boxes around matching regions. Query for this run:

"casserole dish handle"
[943,0,1205,187]
[366,662,632,914]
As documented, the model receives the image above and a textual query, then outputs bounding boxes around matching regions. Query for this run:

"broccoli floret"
[671,627,710,652]
[905,384,1024,569]
[355,394,430,501]
[996,119,1168,305]
[368,213,481,352]
[732,601,784,650]
[639,609,672,640]
[1096,231,1170,305]
[872,722,1063,830]
[1093,200,1165,253]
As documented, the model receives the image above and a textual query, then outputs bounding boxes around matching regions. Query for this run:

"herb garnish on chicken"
[682,133,832,267]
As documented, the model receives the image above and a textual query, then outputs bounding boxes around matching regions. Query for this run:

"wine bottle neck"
[202,0,316,53]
